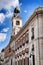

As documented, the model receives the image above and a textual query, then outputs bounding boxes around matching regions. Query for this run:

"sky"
[0,0,43,52]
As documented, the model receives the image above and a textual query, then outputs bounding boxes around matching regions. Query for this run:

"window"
[33,55,35,65]
[27,58,29,65]
[9,47,11,52]
[11,59,12,65]
[23,53,25,56]
[23,37,25,44]
[18,47,19,50]
[23,43,25,46]
[15,61,17,65]
[15,49,17,51]
[16,21,20,25]
[15,56,17,59]
[32,44,34,51]
[24,59,25,65]
[25,57,29,65]
[18,56,19,58]
[26,33,29,43]
[31,28,34,40]
[18,61,19,65]
[20,55,22,57]
[20,45,22,48]
[21,60,22,65]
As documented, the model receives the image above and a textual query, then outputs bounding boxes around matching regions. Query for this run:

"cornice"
[15,7,43,39]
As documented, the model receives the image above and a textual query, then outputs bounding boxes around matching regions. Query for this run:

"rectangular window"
[20,60,22,65]
[15,61,17,65]
[26,33,29,43]
[23,37,25,44]
[18,61,19,65]
[31,28,34,40]
[33,55,35,65]
[24,59,25,65]
[20,45,22,48]
[28,58,29,65]
[32,44,34,51]
[11,59,12,65]
[21,60,22,65]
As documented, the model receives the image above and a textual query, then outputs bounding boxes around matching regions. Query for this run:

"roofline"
[15,7,43,39]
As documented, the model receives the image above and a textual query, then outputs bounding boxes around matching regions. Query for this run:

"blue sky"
[19,0,42,24]
[0,0,43,52]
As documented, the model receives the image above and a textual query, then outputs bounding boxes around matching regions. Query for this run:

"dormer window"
[16,21,20,25]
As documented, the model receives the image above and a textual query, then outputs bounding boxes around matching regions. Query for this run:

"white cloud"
[0,0,19,10]
[0,0,19,20]
[24,10,27,13]
[0,0,19,24]
[2,28,9,32]
[0,33,7,42]
[0,27,10,42]
[0,13,5,23]
[6,11,13,17]
[6,0,19,9]
[0,0,19,43]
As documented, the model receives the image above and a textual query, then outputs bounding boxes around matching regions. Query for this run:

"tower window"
[16,21,20,25]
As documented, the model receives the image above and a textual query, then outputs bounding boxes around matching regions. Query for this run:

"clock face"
[16,21,20,25]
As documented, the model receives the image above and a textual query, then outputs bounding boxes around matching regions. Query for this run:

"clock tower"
[12,7,22,35]
[12,16,22,35]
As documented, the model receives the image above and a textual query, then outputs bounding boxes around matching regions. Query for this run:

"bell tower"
[12,7,22,35]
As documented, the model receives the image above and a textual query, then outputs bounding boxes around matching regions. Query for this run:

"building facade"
[3,37,15,65]
[0,51,4,65]
[2,7,43,65]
